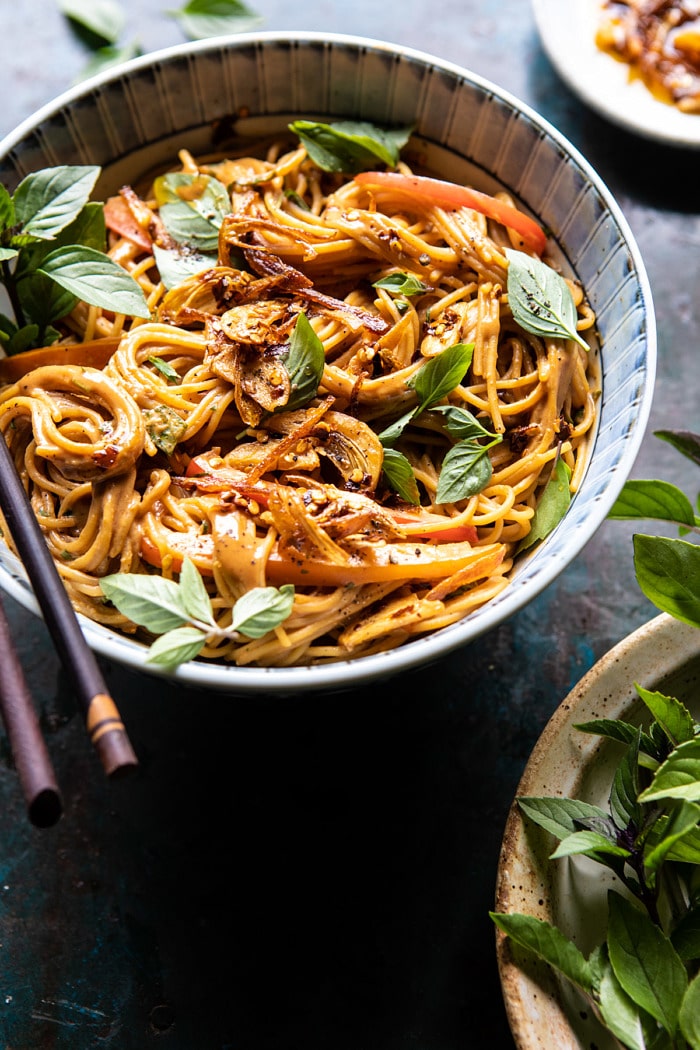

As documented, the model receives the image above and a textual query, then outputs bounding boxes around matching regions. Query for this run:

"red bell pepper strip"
[354,170,547,256]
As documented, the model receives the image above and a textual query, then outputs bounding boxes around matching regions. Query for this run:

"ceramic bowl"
[0,32,656,693]
[495,612,700,1049]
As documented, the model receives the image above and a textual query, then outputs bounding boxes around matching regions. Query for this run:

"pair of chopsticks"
[0,432,138,827]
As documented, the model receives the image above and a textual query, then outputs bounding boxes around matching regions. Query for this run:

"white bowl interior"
[0,33,656,693]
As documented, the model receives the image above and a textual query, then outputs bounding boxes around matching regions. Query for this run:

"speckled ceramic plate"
[532,0,700,148]
[0,33,656,693]
[495,613,700,1049]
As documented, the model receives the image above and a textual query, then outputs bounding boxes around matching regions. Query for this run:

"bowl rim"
[0,31,658,693]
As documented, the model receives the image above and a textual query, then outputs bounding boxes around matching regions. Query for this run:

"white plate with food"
[532,0,700,148]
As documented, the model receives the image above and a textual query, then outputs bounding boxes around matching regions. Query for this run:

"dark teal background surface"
[0,2,697,1047]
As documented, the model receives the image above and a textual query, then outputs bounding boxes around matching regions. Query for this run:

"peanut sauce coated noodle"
[0,138,598,667]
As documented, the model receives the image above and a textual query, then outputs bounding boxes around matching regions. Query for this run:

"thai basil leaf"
[152,243,218,291]
[518,457,571,552]
[635,684,696,747]
[663,823,700,864]
[378,408,416,448]
[679,972,700,1050]
[280,312,325,411]
[408,342,473,408]
[429,404,497,442]
[153,172,230,252]
[77,42,143,82]
[608,479,696,527]
[231,584,295,639]
[435,439,493,504]
[655,428,700,469]
[373,272,429,297]
[671,906,700,962]
[506,248,588,349]
[573,718,659,760]
[146,627,207,671]
[170,0,262,41]
[607,891,688,1035]
[15,201,106,279]
[610,740,642,830]
[0,321,43,356]
[633,535,700,628]
[643,803,700,875]
[0,184,15,233]
[550,830,630,861]
[489,912,594,994]
[178,557,216,626]
[596,951,651,1050]
[381,447,420,504]
[99,573,189,634]
[17,271,78,328]
[0,247,18,262]
[13,165,100,240]
[59,0,125,44]
[517,795,612,841]
[638,738,700,803]
[37,244,150,318]
[290,119,412,174]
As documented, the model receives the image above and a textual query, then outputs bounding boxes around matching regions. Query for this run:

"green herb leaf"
[146,626,207,671]
[170,0,262,40]
[76,43,143,82]
[231,584,295,639]
[609,741,641,830]
[608,479,697,527]
[662,823,700,865]
[290,119,412,174]
[0,184,16,233]
[596,951,650,1050]
[519,457,571,552]
[671,906,700,962]
[574,717,659,760]
[147,355,181,384]
[550,830,631,860]
[373,272,429,297]
[428,404,497,442]
[435,439,493,504]
[517,795,612,841]
[506,248,588,349]
[655,428,700,469]
[635,683,696,746]
[143,405,188,455]
[60,0,125,44]
[381,447,420,504]
[489,912,594,994]
[18,271,78,328]
[13,166,100,240]
[679,972,700,1050]
[408,342,474,409]
[607,891,688,1035]
[643,802,700,875]
[15,201,106,279]
[378,408,416,448]
[99,573,189,634]
[0,247,18,262]
[178,557,215,626]
[280,311,325,412]
[639,737,700,803]
[153,172,230,252]
[37,244,150,318]
[152,242,218,291]
[633,534,700,628]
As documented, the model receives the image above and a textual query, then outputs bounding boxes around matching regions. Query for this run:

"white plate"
[532,0,700,148]
[495,613,700,1048]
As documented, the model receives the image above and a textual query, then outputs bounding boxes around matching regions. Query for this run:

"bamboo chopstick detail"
[0,431,138,779]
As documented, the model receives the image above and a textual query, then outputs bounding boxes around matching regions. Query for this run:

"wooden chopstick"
[0,432,138,779]
[0,591,62,826]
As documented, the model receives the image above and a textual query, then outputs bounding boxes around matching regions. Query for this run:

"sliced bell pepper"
[354,170,547,256]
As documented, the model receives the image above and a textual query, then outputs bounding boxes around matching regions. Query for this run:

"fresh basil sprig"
[280,312,326,412]
[372,272,429,297]
[506,248,588,350]
[0,164,149,352]
[153,172,230,253]
[100,557,295,671]
[170,0,262,40]
[378,343,503,505]
[289,120,413,174]
[518,456,572,553]
[492,681,700,1050]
